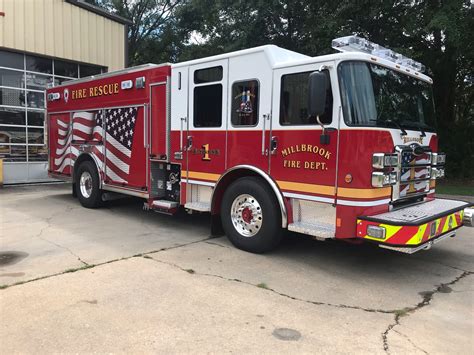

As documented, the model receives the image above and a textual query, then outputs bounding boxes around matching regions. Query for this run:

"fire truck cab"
[46,36,473,254]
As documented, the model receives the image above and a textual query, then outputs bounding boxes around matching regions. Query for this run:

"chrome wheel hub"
[231,194,263,237]
[79,171,93,198]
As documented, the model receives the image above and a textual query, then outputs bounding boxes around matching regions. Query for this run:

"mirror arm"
[316,115,325,133]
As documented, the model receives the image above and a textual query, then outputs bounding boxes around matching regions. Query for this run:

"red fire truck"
[46,36,473,254]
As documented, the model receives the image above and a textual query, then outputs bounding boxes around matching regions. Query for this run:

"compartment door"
[49,113,72,176]
[150,81,169,160]
[104,105,148,190]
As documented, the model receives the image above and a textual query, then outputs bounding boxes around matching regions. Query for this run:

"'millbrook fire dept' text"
[281,144,331,170]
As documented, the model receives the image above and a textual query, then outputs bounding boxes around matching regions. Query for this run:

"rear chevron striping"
[380,224,402,239]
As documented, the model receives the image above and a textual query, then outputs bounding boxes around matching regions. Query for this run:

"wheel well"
[73,154,96,183]
[211,166,288,228]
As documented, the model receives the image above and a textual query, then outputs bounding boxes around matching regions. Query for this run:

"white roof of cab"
[171,44,432,83]
[171,45,310,69]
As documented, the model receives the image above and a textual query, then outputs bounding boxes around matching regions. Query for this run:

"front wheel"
[221,177,283,253]
[76,161,102,208]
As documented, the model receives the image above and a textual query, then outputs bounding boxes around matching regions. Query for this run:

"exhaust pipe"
[463,208,474,227]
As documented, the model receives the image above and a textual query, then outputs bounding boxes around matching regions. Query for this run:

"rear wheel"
[221,177,283,253]
[76,161,102,208]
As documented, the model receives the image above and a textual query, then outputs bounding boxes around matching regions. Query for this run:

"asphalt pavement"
[0,184,473,354]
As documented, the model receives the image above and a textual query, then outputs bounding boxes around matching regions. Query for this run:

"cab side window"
[193,66,223,128]
[231,80,259,126]
[280,70,333,125]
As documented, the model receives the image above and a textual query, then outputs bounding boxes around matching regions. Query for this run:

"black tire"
[75,161,102,208]
[221,176,283,253]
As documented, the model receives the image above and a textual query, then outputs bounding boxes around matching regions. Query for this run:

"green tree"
[93,0,473,178]
[176,0,473,178]
[91,0,184,65]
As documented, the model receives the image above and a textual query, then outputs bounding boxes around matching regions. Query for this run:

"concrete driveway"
[0,184,473,354]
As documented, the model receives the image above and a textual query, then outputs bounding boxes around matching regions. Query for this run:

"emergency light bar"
[332,36,425,73]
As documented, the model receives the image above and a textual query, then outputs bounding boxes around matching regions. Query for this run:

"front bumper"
[356,198,472,249]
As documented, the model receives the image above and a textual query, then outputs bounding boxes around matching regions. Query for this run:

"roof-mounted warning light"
[331,35,425,73]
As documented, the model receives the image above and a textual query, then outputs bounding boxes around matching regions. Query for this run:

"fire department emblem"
[63,88,69,103]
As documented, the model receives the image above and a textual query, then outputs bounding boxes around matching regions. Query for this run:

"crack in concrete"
[382,271,473,354]
[140,253,474,354]
[204,240,231,249]
[0,236,216,290]
[392,329,428,354]
[427,261,472,273]
[146,256,394,315]
[33,207,89,267]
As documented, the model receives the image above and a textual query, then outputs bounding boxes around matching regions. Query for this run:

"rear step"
[144,200,179,215]
[153,200,179,209]
[184,202,211,212]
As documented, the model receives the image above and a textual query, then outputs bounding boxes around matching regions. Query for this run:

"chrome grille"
[393,145,432,201]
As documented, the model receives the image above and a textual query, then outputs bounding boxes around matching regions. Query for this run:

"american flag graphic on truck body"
[53,107,139,184]
[399,149,431,197]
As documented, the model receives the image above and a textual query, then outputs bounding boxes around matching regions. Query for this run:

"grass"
[185,268,195,274]
[436,180,474,196]
[393,307,412,318]
[257,282,269,289]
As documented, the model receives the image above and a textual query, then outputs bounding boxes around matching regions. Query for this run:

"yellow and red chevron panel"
[356,210,464,246]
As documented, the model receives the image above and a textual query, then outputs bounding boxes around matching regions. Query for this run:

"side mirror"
[308,71,328,118]
[308,71,330,145]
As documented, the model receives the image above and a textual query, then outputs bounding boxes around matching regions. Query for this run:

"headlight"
[431,153,446,165]
[372,171,398,187]
[367,225,386,239]
[372,153,398,169]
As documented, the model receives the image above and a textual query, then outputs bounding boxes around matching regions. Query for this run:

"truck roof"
[53,44,432,88]
[53,63,171,89]
[171,45,310,69]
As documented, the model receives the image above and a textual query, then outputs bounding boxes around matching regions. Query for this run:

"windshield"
[338,61,436,132]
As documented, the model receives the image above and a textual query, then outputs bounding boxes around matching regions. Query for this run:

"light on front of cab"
[367,225,386,240]
[331,35,426,73]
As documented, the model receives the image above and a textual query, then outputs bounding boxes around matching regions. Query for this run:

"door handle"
[180,116,186,150]
[262,113,271,155]
[271,136,278,155]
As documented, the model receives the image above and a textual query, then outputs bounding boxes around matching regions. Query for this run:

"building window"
[0,69,25,88]
[231,80,259,126]
[26,55,53,74]
[55,60,79,78]
[0,48,105,163]
[27,111,45,126]
[0,88,25,107]
[280,70,333,126]
[0,126,26,144]
[193,84,223,128]
[26,73,54,90]
[0,107,26,125]
[0,50,23,70]
[80,64,103,78]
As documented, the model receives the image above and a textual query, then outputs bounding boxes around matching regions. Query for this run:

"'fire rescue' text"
[71,83,120,100]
